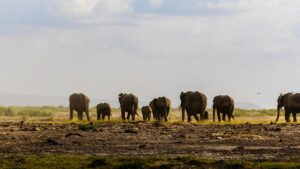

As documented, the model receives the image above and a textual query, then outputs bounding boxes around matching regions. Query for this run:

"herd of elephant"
[69,92,299,123]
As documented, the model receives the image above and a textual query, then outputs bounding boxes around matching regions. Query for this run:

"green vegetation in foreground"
[0,155,299,169]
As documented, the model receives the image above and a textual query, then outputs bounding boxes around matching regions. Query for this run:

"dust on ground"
[0,120,299,162]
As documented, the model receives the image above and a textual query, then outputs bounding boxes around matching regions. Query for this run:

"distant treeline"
[0,106,276,117]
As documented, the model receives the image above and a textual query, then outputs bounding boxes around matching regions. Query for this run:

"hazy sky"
[1,0,300,108]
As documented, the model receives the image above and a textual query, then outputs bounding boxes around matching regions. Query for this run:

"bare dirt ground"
[0,120,300,163]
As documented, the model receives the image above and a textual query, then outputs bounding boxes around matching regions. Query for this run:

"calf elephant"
[151,97,171,122]
[213,95,234,122]
[96,103,111,120]
[276,93,300,122]
[141,106,151,121]
[180,91,207,122]
[69,93,90,121]
[118,93,139,121]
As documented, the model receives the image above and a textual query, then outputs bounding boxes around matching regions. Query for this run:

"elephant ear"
[153,98,157,105]
[118,93,124,103]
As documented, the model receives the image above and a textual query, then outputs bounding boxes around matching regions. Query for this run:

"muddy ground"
[0,121,300,163]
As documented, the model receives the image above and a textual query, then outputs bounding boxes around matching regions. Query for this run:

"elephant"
[96,103,111,120]
[118,93,139,121]
[149,100,158,120]
[69,93,90,121]
[213,95,234,122]
[276,93,300,122]
[141,106,151,121]
[151,97,171,122]
[180,91,207,122]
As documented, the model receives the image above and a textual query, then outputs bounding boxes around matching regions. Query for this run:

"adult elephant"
[213,95,234,122]
[180,91,207,122]
[69,93,90,121]
[276,93,300,122]
[118,93,139,121]
[96,103,111,120]
[151,97,171,122]
[149,100,157,120]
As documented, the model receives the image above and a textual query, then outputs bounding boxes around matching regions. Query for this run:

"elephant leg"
[187,112,192,123]
[121,108,126,121]
[86,111,90,121]
[193,113,199,122]
[102,114,105,120]
[78,111,83,120]
[222,113,226,121]
[97,111,101,120]
[228,113,232,122]
[164,109,168,122]
[284,111,291,122]
[199,112,203,123]
[292,112,297,122]
[217,111,221,122]
[285,111,291,122]
[70,108,74,120]
[126,112,130,120]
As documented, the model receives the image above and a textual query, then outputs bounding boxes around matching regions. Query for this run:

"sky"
[0,0,300,108]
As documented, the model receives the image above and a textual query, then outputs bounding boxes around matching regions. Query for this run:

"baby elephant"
[141,106,151,121]
[96,103,111,120]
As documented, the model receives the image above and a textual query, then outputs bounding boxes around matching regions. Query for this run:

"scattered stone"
[138,144,146,149]
[232,146,244,151]
[33,127,41,131]
[124,127,139,134]
[10,128,20,131]
[65,133,84,137]
[88,159,107,168]
[45,138,58,145]
[264,125,281,132]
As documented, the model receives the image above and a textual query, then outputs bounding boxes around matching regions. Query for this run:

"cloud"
[50,0,133,18]
[148,0,163,8]
[1,0,300,108]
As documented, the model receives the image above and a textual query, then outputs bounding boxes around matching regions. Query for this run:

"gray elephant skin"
[118,93,139,121]
[151,97,171,122]
[180,91,207,122]
[96,103,111,120]
[213,95,234,122]
[69,93,90,121]
[141,106,151,121]
[276,93,300,122]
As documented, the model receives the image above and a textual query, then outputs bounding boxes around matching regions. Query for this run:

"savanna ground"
[0,106,300,168]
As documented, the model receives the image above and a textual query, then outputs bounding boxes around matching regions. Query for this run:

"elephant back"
[142,106,151,113]
[97,103,110,110]
[69,93,88,112]
[155,97,171,108]
[119,93,138,108]
[213,95,233,108]
[289,93,300,107]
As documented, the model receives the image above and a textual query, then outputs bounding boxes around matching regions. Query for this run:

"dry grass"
[0,108,288,125]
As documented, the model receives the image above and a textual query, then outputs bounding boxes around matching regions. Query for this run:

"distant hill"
[235,102,262,110]
[0,93,120,107]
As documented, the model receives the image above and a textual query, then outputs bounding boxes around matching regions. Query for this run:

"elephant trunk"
[275,106,281,122]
